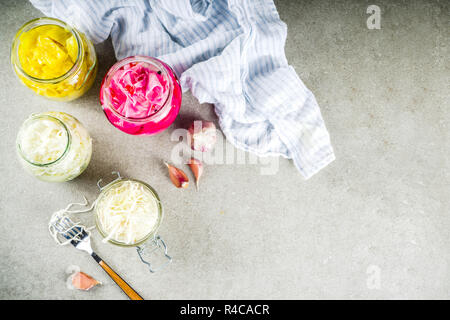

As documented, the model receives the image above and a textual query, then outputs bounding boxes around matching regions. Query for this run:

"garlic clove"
[188,120,217,152]
[165,162,189,188]
[71,271,101,291]
[188,158,203,191]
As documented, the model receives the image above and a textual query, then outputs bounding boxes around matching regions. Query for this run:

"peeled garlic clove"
[165,162,189,188]
[188,120,217,152]
[188,158,203,191]
[71,271,101,291]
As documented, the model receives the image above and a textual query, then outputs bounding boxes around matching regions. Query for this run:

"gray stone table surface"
[0,0,449,299]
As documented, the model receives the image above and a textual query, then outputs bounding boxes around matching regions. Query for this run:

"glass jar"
[11,17,98,101]
[100,56,182,135]
[95,173,171,272]
[16,111,93,182]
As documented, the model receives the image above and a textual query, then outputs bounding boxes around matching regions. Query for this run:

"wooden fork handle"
[91,252,143,300]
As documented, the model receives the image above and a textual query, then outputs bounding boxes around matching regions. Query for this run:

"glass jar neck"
[100,55,174,123]
[17,114,72,167]
[11,17,83,84]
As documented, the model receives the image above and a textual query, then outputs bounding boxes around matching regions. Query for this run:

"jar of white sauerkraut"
[16,111,92,182]
[94,173,171,272]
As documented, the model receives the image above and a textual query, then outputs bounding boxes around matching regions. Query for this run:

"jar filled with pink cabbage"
[100,56,182,135]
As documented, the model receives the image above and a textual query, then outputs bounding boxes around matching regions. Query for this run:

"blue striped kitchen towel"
[31,0,335,179]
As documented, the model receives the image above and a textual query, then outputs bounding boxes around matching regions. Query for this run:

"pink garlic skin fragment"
[71,271,101,291]
[188,158,203,191]
[188,121,217,152]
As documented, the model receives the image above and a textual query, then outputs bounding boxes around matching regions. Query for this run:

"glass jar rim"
[10,17,83,84]
[100,55,174,123]
[94,178,164,247]
[16,113,72,167]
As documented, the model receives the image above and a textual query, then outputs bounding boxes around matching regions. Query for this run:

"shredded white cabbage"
[17,111,92,182]
[96,180,160,245]
[18,117,68,164]
[48,196,96,245]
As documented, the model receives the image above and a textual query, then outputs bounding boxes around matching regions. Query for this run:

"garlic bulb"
[188,120,217,152]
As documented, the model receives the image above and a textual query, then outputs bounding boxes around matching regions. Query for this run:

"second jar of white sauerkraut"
[16,111,92,182]
[94,174,171,272]
[95,178,162,246]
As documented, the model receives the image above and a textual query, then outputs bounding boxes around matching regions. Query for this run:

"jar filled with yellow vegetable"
[11,17,98,101]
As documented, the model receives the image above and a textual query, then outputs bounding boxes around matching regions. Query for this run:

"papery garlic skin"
[188,121,217,152]
[70,271,101,291]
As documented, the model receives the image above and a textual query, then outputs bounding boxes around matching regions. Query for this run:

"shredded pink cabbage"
[106,62,169,118]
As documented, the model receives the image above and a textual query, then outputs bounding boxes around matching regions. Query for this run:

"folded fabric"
[31,0,335,178]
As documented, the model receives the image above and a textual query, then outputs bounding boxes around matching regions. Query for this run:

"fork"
[54,217,143,300]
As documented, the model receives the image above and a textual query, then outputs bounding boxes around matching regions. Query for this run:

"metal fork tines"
[51,215,143,299]
[53,216,93,255]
